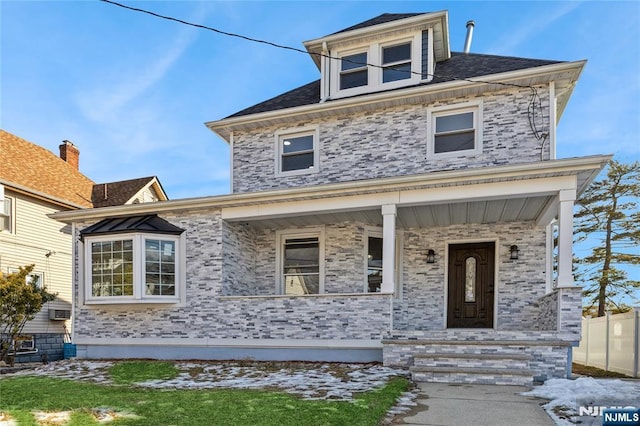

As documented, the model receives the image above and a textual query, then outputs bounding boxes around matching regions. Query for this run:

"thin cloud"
[488,2,582,55]
[75,5,210,123]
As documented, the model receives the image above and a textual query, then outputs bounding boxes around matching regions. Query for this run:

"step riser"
[413,358,529,369]
[412,371,533,386]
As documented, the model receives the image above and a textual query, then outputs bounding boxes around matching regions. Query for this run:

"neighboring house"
[0,130,168,362]
[52,12,610,385]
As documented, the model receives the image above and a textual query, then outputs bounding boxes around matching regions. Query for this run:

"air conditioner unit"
[49,309,71,321]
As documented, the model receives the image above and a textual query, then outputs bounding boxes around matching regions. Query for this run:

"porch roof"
[50,155,611,226]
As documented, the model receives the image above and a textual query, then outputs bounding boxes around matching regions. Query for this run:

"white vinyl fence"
[573,308,640,378]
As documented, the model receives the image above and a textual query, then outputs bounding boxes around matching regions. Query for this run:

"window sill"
[84,297,180,305]
[220,292,394,301]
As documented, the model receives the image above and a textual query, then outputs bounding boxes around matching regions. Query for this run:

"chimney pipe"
[59,140,80,170]
[463,20,475,54]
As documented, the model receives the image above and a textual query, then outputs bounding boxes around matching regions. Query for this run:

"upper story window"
[275,127,319,177]
[1,196,14,233]
[329,32,426,100]
[276,229,325,295]
[340,52,368,89]
[382,42,412,83]
[427,101,483,159]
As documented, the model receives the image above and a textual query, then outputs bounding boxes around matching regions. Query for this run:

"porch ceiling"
[246,195,553,230]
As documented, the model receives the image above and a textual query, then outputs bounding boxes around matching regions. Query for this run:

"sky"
[1,1,639,296]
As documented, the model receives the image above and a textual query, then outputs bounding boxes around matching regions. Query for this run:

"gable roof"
[91,176,168,208]
[0,129,95,208]
[330,13,425,35]
[225,52,562,119]
[1,129,169,209]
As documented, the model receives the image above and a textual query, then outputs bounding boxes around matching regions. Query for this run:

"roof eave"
[50,155,611,223]
[1,178,91,209]
[303,11,449,69]
[205,60,586,142]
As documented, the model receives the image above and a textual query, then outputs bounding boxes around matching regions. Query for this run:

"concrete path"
[395,382,554,425]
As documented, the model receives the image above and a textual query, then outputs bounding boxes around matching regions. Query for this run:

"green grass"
[0,365,408,425]
[108,360,179,384]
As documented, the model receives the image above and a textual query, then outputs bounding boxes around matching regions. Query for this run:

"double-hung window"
[81,215,185,304]
[428,101,483,158]
[382,42,412,83]
[1,196,13,233]
[277,229,324,295]
[340,51,368,89]
[276,127,319,176]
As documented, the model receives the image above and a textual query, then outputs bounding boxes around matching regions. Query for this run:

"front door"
[447,242,495,328]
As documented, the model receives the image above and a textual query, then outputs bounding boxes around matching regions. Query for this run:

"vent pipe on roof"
[463,20,475,54]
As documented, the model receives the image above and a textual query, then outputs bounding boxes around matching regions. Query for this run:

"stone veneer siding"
[232,87,551,193]
[8,333,65,364]
[73,215,391,342]
[537,290,559,331]
[74,214,553,344]
[394,221,548,331]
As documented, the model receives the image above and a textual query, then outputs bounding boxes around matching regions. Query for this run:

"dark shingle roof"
[330,13,425,35]
[225,52,562,119]
[91,176,159,208]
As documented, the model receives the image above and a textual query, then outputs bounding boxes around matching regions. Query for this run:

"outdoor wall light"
[427,249,436,264]
[510,245,520,260]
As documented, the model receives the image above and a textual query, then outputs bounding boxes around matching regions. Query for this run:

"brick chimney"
[59,140,79,170]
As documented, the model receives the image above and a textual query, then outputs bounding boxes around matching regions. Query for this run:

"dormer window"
[327,32,426,99]
[340,52,368,89]
[382,42,412,83]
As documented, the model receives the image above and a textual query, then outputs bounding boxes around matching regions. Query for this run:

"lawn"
[0,361,409,425]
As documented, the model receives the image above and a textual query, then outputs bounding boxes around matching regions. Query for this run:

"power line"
[100,0,531,89]
[100,0,547,142]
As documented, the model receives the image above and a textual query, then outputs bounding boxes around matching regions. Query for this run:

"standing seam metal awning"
[79,215,184,241]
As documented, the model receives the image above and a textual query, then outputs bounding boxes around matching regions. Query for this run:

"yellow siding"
[0,189,72,335]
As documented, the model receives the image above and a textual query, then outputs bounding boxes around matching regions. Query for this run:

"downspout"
[320,41,330,102]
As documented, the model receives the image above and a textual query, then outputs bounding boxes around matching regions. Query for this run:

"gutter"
[0,179,91,210]
[49,155,611,223]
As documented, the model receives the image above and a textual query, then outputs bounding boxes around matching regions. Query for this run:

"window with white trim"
[84,233,184,304]
[8,268,44,289]
[277,229,324,295]
[364,229,403,296]
[1,196,14,233]
[330,32,425,99]
[427,102,483,158]
[382,42,412,83]
[275,128,319,176]
[340,51,368,89]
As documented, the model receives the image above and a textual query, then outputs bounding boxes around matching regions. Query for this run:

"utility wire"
[101,0,547,141]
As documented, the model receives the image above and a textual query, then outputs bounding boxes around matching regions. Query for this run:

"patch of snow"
[522,377,640,425]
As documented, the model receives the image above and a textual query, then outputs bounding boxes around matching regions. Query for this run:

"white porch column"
[556,189,576,287]
[381,204,397,293]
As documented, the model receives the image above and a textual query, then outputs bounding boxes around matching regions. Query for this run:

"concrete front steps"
[410,352,534,386]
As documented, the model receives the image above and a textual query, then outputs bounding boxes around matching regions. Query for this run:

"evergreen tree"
[0,265,56,365]
[575,160,640,316]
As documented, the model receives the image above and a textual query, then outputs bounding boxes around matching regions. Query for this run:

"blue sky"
[1,1,639,296]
